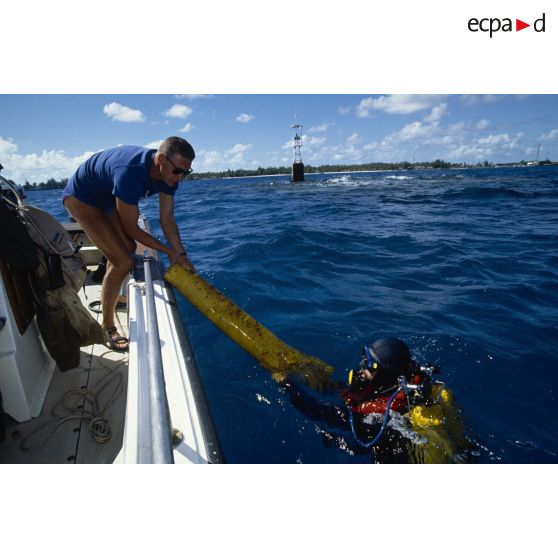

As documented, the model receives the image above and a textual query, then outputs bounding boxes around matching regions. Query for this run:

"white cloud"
[447,144,489,160]
[226,143,252,155]
[285,137,366,165]
[165,104,193,118]
[446,132,525,161]
[540,128,558,141]
[275,102,532,165]
[0,136,96,183]
[236,113,255,123]
[449,122,465,133]
[0,136,18,156]
[103,102,145,122]
[476,119,490,130]
[360,117,457,162]
[200,150,221,168]
[307,135,326,147]
[337,106,351,115]
[431,135,456,146]
[196,144,253,171]
[282,135,324,150]
[460,95,502,107]
[390,121,438,142]
[356,95,446,117]
[309,123,331,133]
[478,133,523,149]
[423,103,448,123]
[366,112,530,162]
[144,139,164,150]
[179,123,195,133]
[174,94,213,100]
[329,143,363,162]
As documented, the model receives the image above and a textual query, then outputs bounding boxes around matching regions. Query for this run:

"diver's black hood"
[369,338,411,371]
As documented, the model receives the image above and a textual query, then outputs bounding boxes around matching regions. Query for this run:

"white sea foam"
[256,393,271,405]
[362,412,427,444]
[324,175,352,184]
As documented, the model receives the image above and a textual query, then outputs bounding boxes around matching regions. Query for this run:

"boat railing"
[125,217,225,464]
[141,254,174,464]
[164,281,225,464]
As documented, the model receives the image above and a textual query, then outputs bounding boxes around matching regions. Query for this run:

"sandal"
[105,326,129,352]
[88,300,127,314]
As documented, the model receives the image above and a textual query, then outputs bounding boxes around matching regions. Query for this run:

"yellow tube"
[164,264,334,390]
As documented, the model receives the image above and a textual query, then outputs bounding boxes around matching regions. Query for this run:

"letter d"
[534,13,545,32]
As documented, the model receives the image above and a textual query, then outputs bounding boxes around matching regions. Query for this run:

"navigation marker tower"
[290,123,304,182]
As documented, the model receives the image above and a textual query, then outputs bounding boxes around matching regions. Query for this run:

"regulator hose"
[348,387,403,449]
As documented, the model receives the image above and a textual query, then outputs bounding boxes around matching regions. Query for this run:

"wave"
[384,175,415,181]
[323,175,353,184]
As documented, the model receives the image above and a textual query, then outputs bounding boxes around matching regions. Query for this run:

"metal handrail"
[143,254,174,464]
[164,284,225,463]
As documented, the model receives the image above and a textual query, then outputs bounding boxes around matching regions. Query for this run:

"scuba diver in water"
[280,337,473,463]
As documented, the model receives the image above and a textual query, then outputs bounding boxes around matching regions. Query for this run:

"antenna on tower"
[290,119,304,182]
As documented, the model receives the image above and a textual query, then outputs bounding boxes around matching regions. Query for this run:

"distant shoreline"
[8,162,558,190]
[217,165,554,180]
[223,170,390,179]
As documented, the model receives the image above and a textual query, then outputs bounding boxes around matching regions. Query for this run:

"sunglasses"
[164,154,193,177]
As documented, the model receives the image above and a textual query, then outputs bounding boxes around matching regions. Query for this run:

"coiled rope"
[21,352,125,452]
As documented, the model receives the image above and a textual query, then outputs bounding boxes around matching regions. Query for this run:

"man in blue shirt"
[63,136,195,351]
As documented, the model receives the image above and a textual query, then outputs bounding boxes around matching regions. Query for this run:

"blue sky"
[1,94,557,183]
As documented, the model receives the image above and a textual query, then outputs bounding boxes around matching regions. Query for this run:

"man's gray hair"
[158,136,195,161]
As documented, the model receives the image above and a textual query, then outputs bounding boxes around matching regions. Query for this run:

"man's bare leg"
[101,259,130,329]
[108,207,137,306]
[64,196,132,348]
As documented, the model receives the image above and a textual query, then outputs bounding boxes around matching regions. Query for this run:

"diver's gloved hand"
[321,380,345,394]
[282,358,334,392]
[301,374,328,392]
[301,373,340,393]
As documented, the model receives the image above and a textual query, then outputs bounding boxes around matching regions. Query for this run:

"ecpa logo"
[468,13,546,37]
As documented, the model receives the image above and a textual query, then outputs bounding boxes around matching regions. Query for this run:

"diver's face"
[358,368,375,382]
[351,367,377,389]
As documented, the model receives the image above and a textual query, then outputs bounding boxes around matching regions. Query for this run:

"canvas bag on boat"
[0,197,39,272]
[20,204,107,370]
[21,205,87,291]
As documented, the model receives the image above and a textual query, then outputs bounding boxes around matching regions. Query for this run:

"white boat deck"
[0,276,129,464]
[1,253,223,464]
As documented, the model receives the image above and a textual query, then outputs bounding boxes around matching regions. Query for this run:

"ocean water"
[28,166,558,463]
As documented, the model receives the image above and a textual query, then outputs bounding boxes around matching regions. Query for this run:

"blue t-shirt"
[63,145,176,211]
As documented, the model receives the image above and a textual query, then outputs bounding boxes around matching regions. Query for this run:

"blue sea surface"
[29,166,558,463]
